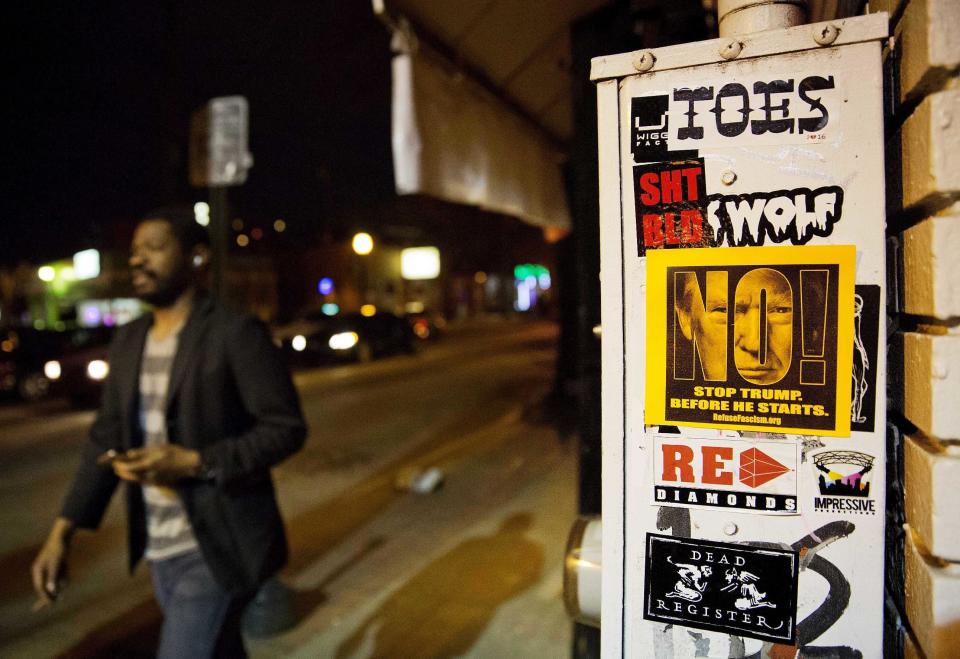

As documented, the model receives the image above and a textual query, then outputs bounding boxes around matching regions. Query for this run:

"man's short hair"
[140,207,210,251]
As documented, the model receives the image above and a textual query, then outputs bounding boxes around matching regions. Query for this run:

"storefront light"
[401,247,440,280]
[73,249,101,280]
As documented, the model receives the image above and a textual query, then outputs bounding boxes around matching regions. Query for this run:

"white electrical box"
[594,14,889,658]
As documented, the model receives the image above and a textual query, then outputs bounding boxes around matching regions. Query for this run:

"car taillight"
[413,319,430,339]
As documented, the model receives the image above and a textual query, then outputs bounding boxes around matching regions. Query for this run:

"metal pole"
[717,0,808,36]
[210,186,228,298]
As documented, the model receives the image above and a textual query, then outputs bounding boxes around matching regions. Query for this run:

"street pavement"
[0,317,576,658]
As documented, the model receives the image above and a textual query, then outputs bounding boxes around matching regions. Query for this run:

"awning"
[375,0,850,231]
[390,36,572,230]
[374,0,610,231]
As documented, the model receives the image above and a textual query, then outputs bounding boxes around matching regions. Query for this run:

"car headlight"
[291,335,307,352]
[329,331,359,350]
[87,359,109,380]
[44,360,62,380]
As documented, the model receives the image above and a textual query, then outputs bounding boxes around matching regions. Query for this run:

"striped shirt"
[140,327,199,561]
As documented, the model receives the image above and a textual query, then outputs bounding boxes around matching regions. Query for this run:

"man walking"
[31,208,307,657]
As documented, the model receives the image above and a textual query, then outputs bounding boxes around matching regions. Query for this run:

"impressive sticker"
[645,245,856,436]
[851,285,881,433]
[644,534,799,644]
[811,450,877,515]
[652,435,799,514]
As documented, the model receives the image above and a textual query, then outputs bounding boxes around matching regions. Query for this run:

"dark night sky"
[4,1,395,265]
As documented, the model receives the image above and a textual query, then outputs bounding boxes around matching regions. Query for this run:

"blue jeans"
[149,550,254,658]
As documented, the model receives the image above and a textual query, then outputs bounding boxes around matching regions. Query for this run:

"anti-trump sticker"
[645,245,856,436]
[651,435,799,514]
[644,534,799,644]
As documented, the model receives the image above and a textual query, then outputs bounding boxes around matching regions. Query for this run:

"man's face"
[733,268,793,385]
[129,219,191,307]
[676,272,728,380]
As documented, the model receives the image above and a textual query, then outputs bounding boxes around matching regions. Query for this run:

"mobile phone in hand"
[43,563,67,602]
[96,449,131,465]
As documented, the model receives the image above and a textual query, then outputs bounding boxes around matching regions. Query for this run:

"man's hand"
[32,518,73,610]
[112,445,201,485]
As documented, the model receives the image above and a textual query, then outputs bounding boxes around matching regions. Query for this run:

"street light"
[352,232,374,255]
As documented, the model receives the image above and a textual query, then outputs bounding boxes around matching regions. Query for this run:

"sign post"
[593,14,889,657]
[189,95,253,297]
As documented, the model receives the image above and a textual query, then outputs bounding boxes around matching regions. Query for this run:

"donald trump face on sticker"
[675,270,728,380]
[733,268,793,385]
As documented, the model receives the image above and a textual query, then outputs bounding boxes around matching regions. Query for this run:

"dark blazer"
[61,294,307,593]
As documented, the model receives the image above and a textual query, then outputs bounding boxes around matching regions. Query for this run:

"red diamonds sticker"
[739,447,791,488]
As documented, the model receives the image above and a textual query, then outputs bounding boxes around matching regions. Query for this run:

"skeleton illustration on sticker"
[851,293,868,424]
[721,569,776,610]
[666,557,712,601]
[850,284,881,432]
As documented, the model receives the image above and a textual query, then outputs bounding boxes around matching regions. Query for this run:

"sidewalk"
[250,401,577,658]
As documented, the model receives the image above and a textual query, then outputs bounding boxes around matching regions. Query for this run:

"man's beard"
[134,270,190,308]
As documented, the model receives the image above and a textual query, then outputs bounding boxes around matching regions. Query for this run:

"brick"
[895,0,960,103]
[904,433,960,561]
[901,90,960,210]
[904,526,960,658]
[903,331,960,438]
[902,214,960,318]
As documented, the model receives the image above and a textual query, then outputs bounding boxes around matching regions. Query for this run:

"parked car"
[271,309,330,348]
[280,311,416,366]
[0,328,72,402]
[405,311,445,341]
[44,326,114,407]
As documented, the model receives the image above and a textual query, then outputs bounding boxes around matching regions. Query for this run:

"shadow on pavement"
[335,512,544,659]
[290,535,387,629]
[55,598,161,659]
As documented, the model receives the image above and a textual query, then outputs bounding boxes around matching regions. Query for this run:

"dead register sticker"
[644,534,799,644]
[645,245,856,436]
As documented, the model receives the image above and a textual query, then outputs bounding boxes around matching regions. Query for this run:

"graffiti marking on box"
[644,534,799,644]
[652,435,799,514]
